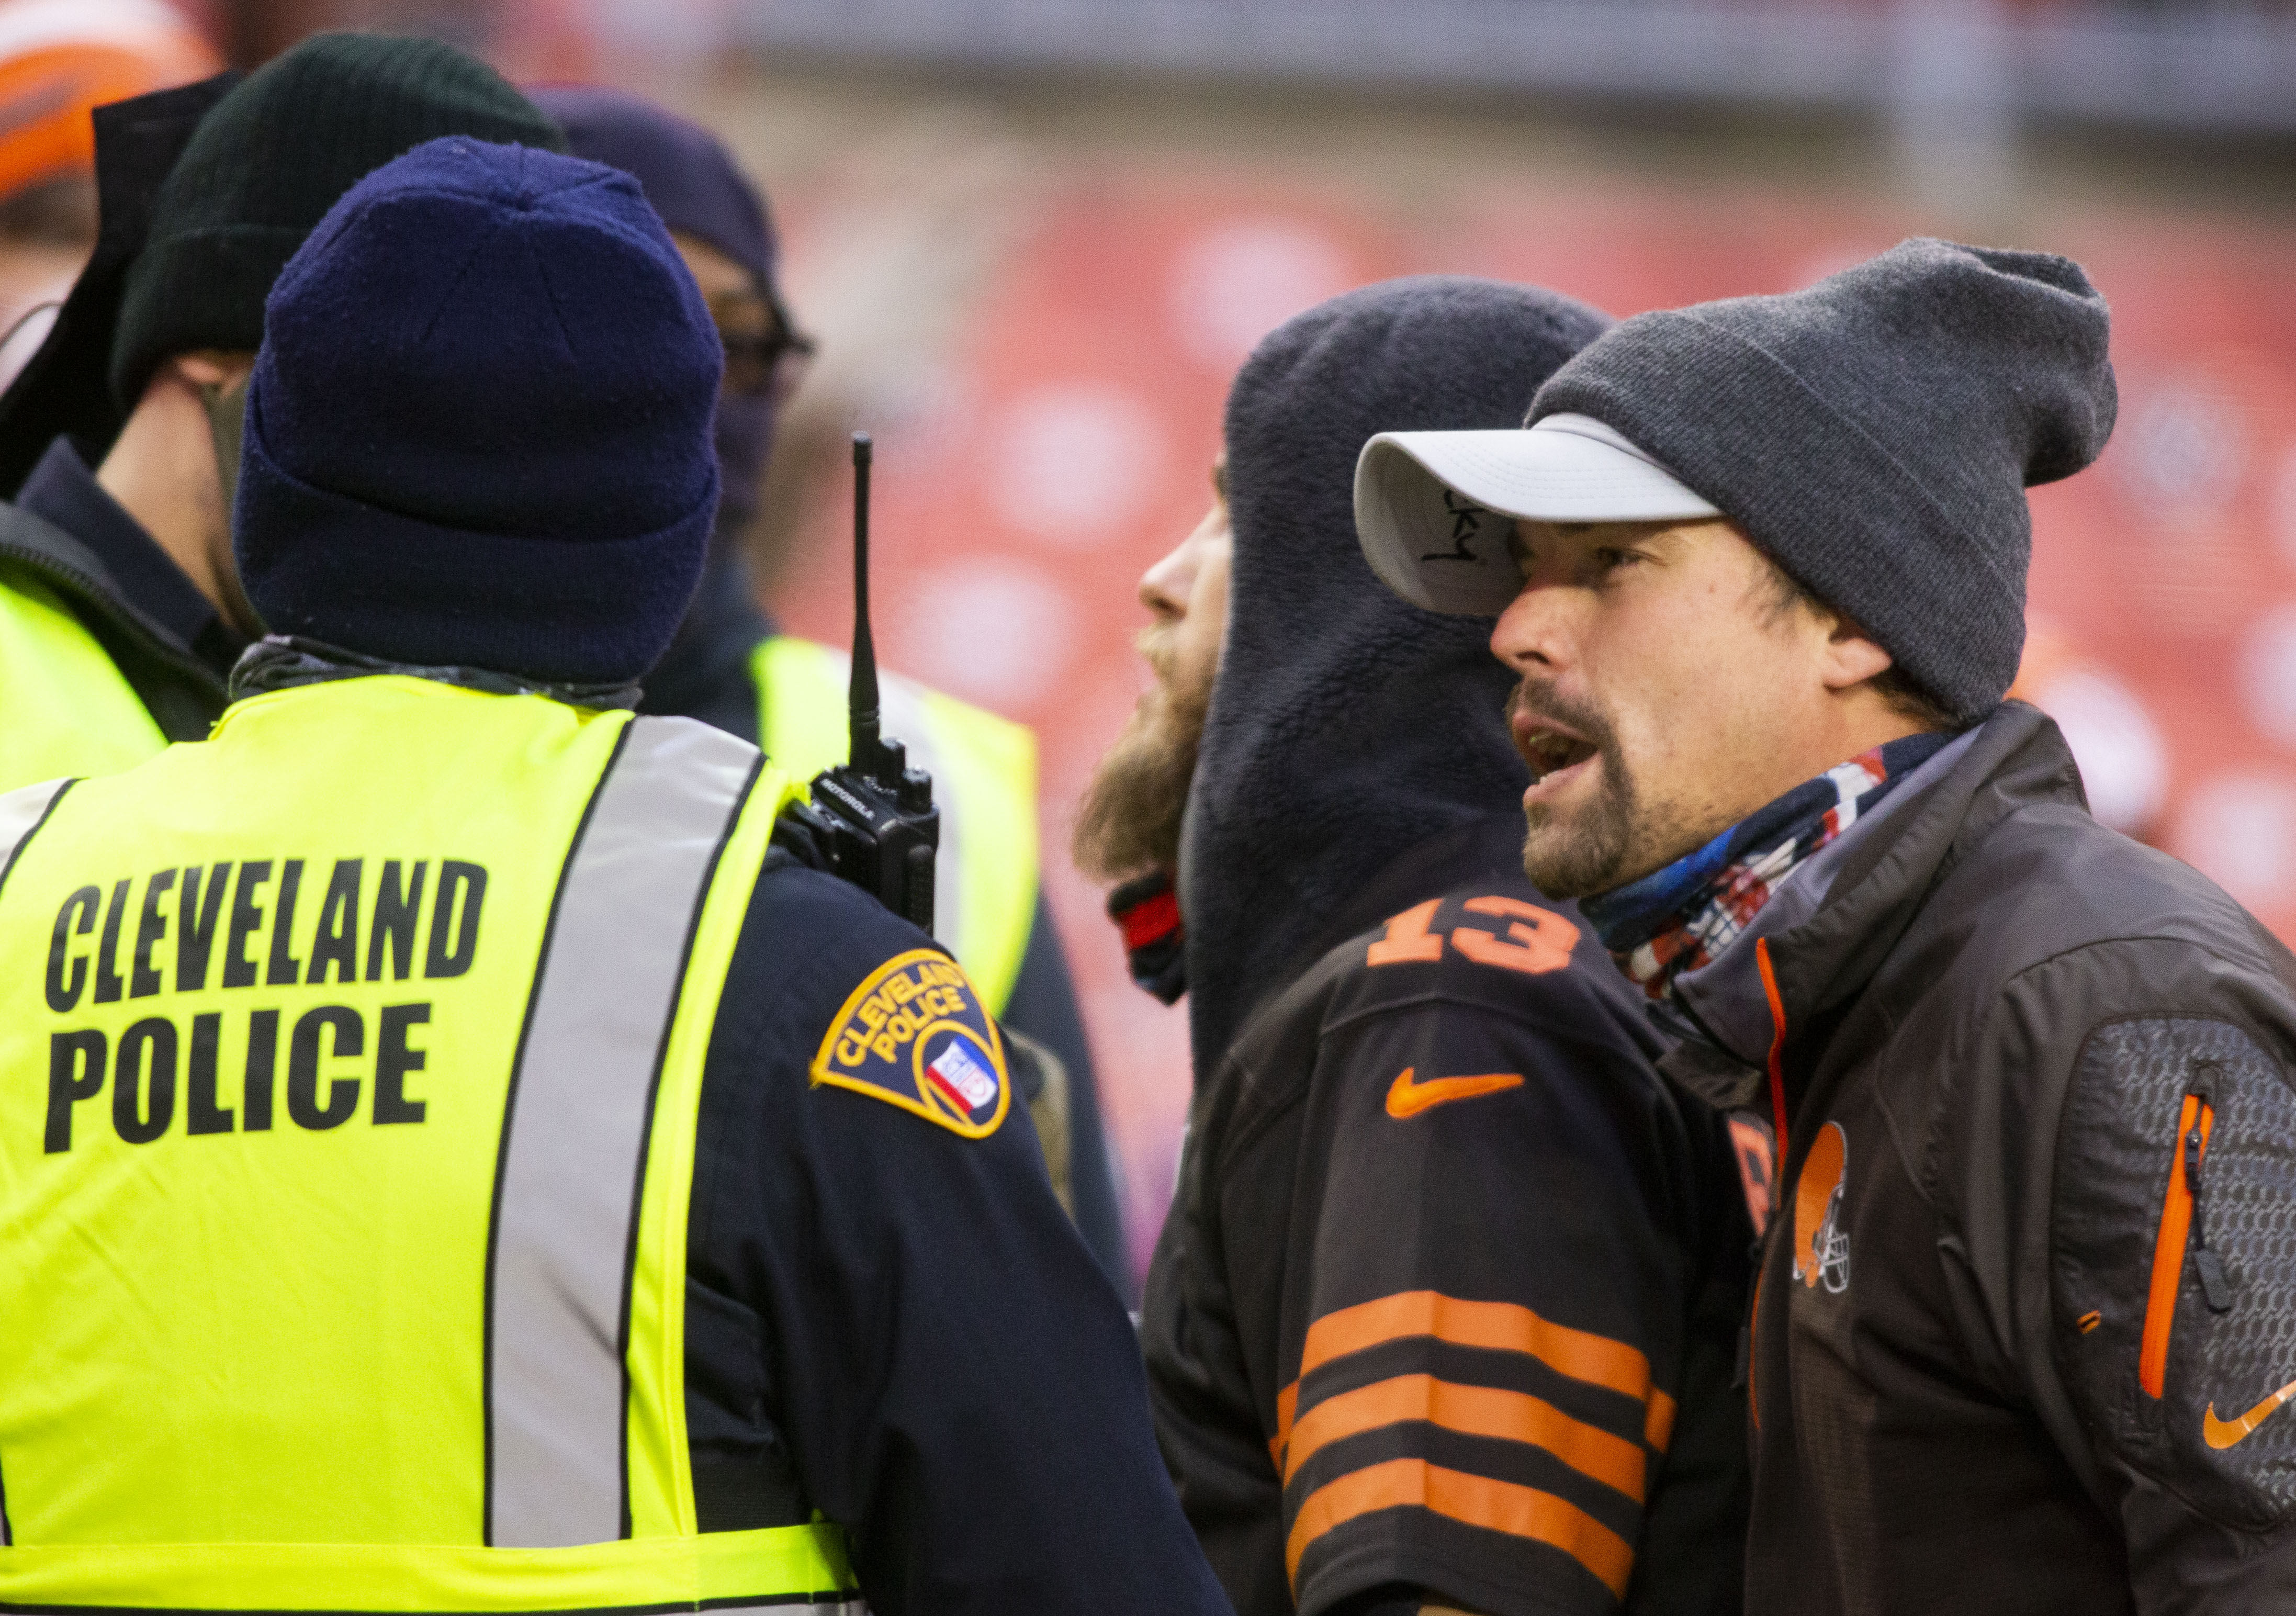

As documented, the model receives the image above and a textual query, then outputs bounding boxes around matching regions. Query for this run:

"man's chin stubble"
[1517,754,1640,900]
[1505,680,1642,900]
[1520,805,1632,901]
[1523,771,1738,902]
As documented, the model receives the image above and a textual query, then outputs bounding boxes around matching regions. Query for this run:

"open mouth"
[1520,726,1599,783]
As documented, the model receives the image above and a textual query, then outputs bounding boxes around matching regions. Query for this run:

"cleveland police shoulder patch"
[811,947,1010,1138]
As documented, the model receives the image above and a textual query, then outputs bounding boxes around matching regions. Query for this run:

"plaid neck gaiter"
[1581,729,1955,1002]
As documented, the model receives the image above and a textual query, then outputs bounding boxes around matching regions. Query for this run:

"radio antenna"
[848,432,883,777]
[794,429,941,933]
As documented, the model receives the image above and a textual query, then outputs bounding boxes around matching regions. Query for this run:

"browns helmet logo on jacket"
[1793,1121,1851,1295]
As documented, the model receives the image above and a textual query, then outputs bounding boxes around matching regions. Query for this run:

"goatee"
[1511,678,1637,900]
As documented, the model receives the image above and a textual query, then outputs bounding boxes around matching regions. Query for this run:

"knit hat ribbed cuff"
[235,403,715,686]
[110,223,301,405]
[1534,311,2026,724]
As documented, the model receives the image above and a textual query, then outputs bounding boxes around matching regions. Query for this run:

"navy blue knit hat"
[236,136,722,684]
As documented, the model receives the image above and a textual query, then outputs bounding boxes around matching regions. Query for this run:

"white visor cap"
[1353,412,1723,616]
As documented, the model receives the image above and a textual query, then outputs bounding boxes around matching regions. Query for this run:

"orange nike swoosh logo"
[1385,1067,1525,1119]
[2204,1376,2296,1449]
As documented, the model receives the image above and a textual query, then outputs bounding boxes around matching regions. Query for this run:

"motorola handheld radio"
[796,433,941,932]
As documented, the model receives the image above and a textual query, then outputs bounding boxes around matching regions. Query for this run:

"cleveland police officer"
[0,137,1227,1616]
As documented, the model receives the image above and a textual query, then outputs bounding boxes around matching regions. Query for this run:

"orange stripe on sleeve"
[1643,1388,1676,1453]
[1270,1380,1300,1469]
[1299,1291,1651,1404]
[1282,1372,1646,1502]
[1286,1457,1635,1598]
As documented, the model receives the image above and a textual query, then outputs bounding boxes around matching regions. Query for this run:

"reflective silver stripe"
[488,716,762,1548]
[0,776,71,905]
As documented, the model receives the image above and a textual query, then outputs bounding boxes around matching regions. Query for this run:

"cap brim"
[1354,427,1722,616]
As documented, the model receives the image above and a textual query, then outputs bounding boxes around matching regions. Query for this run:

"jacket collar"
[634,555,771,720]
[230,635,643,711]
[1658,703,2081,1109]
[0,74,239,496]
[0,490,225,698]
[17,436,235,671]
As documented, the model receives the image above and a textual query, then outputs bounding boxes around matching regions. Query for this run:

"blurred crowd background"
[6,0,2292,1280]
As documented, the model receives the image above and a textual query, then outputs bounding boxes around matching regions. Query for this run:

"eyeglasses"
[710,282,816,403]
[703,272,814,403]
[721,325,814,402]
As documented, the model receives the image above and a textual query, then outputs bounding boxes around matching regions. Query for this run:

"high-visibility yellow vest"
[755,635,1037,1015]
[0,564,166,794]
[0,675,859,1614]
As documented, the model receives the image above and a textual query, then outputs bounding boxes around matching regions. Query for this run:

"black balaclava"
[532,85,788,715]
[1181,275,1611,1076]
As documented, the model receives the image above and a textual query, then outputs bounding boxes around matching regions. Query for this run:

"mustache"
[1135,624,1178,685]
[1506,678,1616,753]
[1134,623,1213,725]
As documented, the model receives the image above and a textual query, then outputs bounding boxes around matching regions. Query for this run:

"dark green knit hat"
[110,32,566,408]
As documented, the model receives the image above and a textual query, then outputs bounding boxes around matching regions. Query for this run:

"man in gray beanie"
[1355,239,2296,1609]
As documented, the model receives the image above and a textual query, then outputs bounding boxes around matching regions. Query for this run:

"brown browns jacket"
[1657,701,2296,1615]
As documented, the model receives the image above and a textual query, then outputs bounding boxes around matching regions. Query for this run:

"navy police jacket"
[689,848,1225,1613]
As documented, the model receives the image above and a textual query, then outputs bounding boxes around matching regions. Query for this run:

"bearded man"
[1080,276,1754,1616]
[1357,240,2296,1611]
[1072,461,1225,1001]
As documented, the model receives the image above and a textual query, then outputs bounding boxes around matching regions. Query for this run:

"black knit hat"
[109,32,565,408]
[1357,239,2116,724]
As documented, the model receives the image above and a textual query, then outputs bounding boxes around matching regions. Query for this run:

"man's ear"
[1818,615,1892,693]
[1816,611,1895,694]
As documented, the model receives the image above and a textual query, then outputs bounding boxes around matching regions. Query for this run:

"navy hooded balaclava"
[531,85,787,715]
[1181,275,1611,1075]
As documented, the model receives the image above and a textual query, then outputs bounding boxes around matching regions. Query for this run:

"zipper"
[2139,1065,2230,1399]
[0,540,189,674]
[0,531,228,694]
[0,536,231,740]
[1754,938,1791,1157]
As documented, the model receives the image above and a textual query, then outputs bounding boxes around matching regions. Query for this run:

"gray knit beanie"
[1529,239,2115,723]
